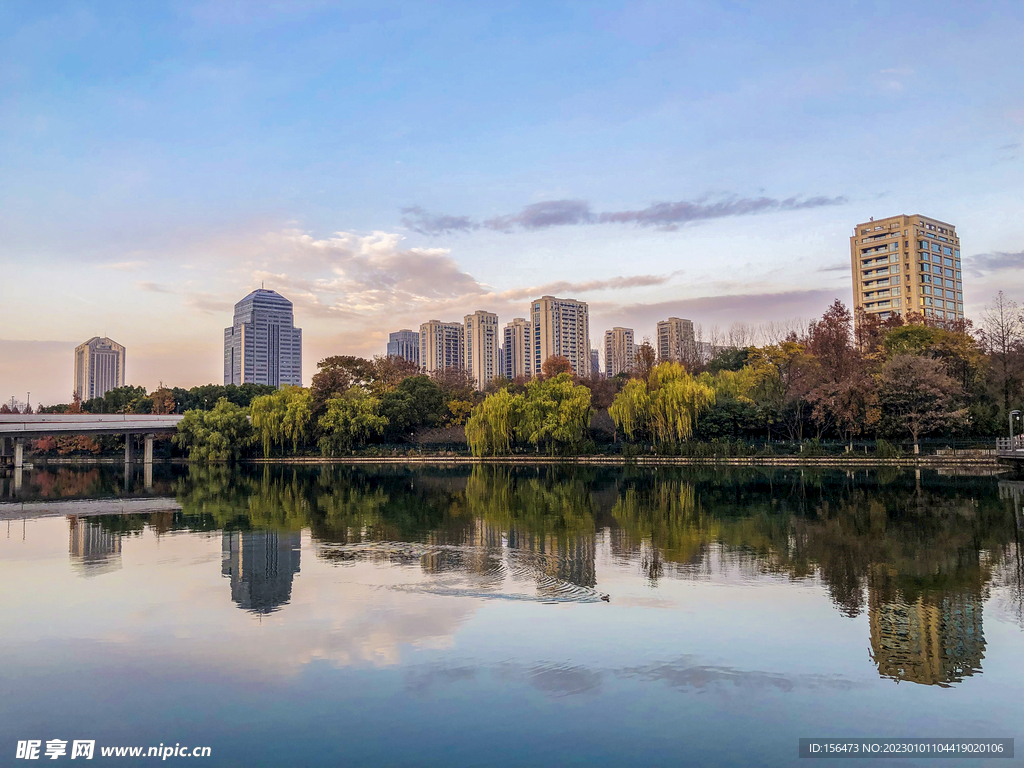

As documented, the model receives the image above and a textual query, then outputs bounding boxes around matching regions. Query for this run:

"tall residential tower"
[502,318,533,381]
[419,320,465,374]
[530,296,591,376]
[657,317,696,365]
[851,215,964,330]
[224,289,303,387]
[603,327,635,377]
[464,310,500,390]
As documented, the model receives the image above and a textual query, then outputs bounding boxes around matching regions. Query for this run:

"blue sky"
[1,0,1022,404]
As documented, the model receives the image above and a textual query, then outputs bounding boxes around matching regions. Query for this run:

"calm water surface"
[1,465,1022,767]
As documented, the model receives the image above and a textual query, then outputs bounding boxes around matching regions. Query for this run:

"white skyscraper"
[224,289,303,387]
[74,337,126,401]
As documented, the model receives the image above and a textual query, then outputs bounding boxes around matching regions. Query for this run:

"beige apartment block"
[419,320,465,374]
[656,317,696,365]
[464,310,500,390]
[604,327,635,377]
[74,336,126,401]
[851,214,964,330]
[502,318,532,380]
[530,296,591,376]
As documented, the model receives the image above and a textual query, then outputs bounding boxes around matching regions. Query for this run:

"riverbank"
[13,452,1008,469]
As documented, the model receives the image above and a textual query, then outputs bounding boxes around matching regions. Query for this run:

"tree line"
[12,292,1024,460]
[469,292,1024,455]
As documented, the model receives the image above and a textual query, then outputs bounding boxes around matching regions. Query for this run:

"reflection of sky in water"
[0,467,1022,768]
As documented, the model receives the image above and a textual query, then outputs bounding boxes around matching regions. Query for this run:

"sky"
[1,0,1022,406]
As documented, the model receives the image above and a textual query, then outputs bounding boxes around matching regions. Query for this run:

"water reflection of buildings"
[421,519,596,592]
[68,517,122,577]
[509,528,597,590]
[221,530,301,615]
[868,590,985,687]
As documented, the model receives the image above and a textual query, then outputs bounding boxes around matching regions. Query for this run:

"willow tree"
[608,378,652,441]
[318,390,388,456]
[250,386,313,456]
[465,388,524,456]
[250,390,286,457]
[173,398,253,462]
[517,374,592,453]
[610,362,716,445]
[652,375,716,444]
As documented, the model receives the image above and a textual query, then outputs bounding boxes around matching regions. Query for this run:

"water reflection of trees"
[63,463,1022,684]
[610,469,1019,686]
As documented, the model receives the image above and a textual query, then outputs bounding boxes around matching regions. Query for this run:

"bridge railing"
[996,436,1024,452]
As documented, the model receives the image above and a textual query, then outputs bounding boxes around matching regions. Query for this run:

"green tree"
[250,387,313,456]
[465,388,525,455]
[283,388,313,451]
[517,373,592,453]
[608,378,651,441]
[746,342,815,440]
[378,375,445,439]
[83,385,149,414]
[610,363,716,444]
[648,363,717,444]
[173,399,254,461]
[318,391,389,456]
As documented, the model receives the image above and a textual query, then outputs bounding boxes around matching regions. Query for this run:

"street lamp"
[1010,410,1022,451]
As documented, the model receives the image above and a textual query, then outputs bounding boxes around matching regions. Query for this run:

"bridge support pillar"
[143,434,155,490]
[14,438,24,469]
[125,434,133,465]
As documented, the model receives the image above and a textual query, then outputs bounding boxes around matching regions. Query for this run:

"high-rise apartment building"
[530,296,591,376]
[224,289,303,387]
[604,327,635,377]
[589,348,601,378]
[851,215,964,329]
[386,329,420,366]
[657,317,696,365]
[502,318,533,381]
[464,310,500,390]
[419,320,465,373]
[74,336,126,401]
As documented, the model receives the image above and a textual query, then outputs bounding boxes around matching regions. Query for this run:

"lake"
[1,464,1022,767]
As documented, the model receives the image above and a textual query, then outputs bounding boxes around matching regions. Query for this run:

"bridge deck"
[0,414,183,438]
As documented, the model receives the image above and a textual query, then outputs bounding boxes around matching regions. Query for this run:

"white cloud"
[95,260,146,272]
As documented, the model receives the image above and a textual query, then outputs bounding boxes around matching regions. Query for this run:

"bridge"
[996,436,1024,467]
[0,414,183,469]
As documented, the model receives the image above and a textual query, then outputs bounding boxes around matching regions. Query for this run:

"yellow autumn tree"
[610,362,716,444]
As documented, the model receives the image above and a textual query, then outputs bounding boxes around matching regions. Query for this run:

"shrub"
[874,439,901,459]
